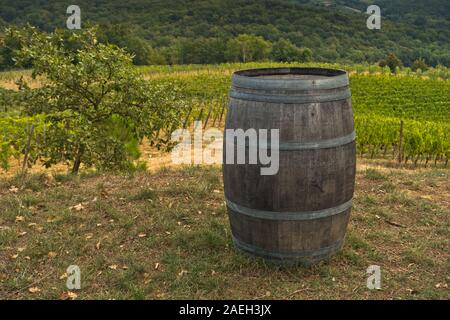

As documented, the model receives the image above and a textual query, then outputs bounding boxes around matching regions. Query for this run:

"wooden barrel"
[223,67,356,265]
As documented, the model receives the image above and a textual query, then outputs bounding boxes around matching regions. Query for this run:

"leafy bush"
[7,26,185,174]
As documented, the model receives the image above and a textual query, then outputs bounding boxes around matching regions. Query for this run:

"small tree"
[411,58,428,72]
[225,34,271,63]
[271,38,312,63]
[97,23,166,65]
[379,53,402,73]
[11,26,183,174]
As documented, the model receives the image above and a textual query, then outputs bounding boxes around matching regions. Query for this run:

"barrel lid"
[232,67,349,91]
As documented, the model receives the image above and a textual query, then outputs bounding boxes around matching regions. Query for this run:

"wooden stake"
[398,120,404,163]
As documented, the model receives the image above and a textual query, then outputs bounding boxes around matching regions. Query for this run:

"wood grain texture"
[223,68,356,265]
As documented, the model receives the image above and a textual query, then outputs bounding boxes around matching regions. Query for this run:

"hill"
[0,0,449,67]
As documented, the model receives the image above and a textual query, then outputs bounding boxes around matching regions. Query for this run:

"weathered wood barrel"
[223,67,356,265]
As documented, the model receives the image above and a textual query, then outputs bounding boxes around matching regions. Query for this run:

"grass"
[0,160,449,300]
[364,168,386,181]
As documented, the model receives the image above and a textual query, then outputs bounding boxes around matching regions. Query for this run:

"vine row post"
[398,120,404,163]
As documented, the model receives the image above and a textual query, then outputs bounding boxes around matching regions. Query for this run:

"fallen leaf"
[17,247,26,252]
[67,291,78,300]
[18,231,27,237]
[29,287,40,293]
[9,186,19,193]
[48,251,57,258]
[109,265,118,270]
[70,203,85,211]
[178,269,188,277]
[95,242,101,250]
[61,291,78,300]
[15,216,25,222]
[138,233,147,238]
[11,254,19,259]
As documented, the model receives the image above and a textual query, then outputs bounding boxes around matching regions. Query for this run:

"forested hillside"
[0,0,449,67]
[331,0,450,20]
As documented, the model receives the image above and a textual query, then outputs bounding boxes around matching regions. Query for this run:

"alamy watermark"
[64,5,380,33]
[367,5,381,30]
[67,5,81,30]
[366,265,381,290]
[171,121,279,176]
[66,265,81,290]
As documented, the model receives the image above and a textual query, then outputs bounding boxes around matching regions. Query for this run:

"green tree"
[163,37,227,64]
[379,53,403,73]
[225,34,271,63]
[97,23,166,65]
[411,58,428,71]
[0,27,29,70]
[11,27,182,174]
[271,38,312,62]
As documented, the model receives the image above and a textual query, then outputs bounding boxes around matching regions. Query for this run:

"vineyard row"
[1,98,448,171]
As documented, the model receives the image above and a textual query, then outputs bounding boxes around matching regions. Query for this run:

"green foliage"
[0,87,20,113]
[225,34,271,63]
[140,62,450,165]
[0,27,31,70]
[379,53,403,73]
[350,74,450,123]
[1,61,449,172]
[1,0,448,67]
[412,58,428,72]
[355,114,449,163]
[161,37,227,65]
[271,38,312,63]
[97,23,166,65]
[6,26,184,174]
[0,115,46,170]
